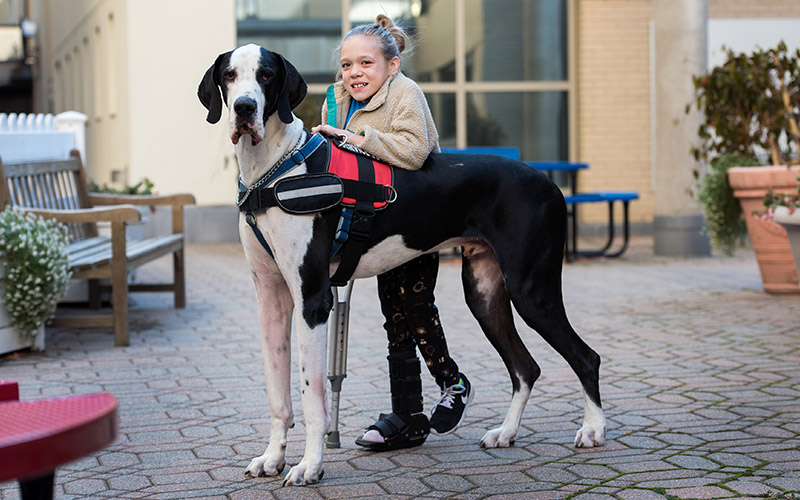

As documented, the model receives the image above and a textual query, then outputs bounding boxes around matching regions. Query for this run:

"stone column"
[653,0,710,256]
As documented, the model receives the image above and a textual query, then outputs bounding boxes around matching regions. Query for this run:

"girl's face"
[340,35,400,102]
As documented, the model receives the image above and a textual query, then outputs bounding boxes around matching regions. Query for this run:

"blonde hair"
[337,15,412,65]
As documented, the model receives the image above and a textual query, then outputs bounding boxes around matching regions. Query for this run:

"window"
[237,0,574,160]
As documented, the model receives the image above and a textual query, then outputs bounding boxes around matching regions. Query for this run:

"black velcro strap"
[340,179,391,206]
[238,187,278,212]
[368,413,408,437]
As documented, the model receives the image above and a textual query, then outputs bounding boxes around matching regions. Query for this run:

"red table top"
[0,393,117,482]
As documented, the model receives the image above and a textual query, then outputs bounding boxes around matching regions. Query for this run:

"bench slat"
[67,234,184,270]
[126,234,183,262]
[67,236,110,253]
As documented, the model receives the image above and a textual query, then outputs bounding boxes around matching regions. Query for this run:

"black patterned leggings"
[377,252,460,387]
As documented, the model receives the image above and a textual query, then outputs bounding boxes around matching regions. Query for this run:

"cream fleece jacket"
[321,72,440,171]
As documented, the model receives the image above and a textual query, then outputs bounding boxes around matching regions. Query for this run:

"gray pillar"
[653,0,711,256]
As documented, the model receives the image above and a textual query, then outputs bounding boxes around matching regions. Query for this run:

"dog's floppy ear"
[272,51,307,124]
[198,51,231,124]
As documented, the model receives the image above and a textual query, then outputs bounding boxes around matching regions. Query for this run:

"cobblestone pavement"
[1,239,799,500]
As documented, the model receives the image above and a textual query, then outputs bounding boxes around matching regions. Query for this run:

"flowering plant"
[758,174,800,220]
[0,209,71,339]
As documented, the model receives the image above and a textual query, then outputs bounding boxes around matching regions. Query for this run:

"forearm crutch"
[326,281,354,448]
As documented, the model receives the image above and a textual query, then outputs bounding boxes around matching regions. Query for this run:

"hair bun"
[375,14,393,29]
[375,14,407,54]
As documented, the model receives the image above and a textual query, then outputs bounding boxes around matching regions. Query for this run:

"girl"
[312,15,474,451]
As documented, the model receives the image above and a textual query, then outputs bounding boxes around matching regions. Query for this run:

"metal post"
[326,281,354,448]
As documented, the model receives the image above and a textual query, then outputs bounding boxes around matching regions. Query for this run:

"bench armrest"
[89,193,197,207]
[21,205,141,224]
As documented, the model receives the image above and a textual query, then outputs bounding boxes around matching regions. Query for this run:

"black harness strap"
[245,210,274,258]
[329,154,377,286]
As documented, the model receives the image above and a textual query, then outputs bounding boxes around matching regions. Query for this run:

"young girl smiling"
[312,15,474,451]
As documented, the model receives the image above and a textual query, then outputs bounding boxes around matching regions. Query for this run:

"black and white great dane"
[198,44,606,486]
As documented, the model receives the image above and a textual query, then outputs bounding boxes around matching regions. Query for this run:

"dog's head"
[198,45,307,146]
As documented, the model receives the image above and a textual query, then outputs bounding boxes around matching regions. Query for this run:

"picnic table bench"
[0,150,195,346]
[440,147,638,260]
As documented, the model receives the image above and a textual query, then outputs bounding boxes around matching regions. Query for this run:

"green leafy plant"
[697,154,760,255]
[0,209,71,339]
[688,41,800,165]
[88,177,155,195]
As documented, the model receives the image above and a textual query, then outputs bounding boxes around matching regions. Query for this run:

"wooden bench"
[0,150,195,346]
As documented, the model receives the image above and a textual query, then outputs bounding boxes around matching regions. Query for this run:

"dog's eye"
[223,70,236,82]
[258,72,271,82]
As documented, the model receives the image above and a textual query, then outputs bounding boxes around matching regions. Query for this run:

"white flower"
[0,209,71,339]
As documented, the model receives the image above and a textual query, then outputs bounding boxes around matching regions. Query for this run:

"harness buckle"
[245,211,257,227]
[290,149,306,165]
[386,185,398,204]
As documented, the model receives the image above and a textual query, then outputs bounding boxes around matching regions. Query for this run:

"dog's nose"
[234,97,258,117]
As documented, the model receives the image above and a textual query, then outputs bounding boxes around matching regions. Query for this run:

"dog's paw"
[479,426,517,448]
[574,424,605,448]
[282,461,324,486]
[244,453,286,478]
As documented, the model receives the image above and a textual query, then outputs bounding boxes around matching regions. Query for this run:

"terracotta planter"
[728,165,800,294]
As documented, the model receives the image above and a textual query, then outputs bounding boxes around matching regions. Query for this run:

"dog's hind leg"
[503,252,606,448]
[461,244,541,448]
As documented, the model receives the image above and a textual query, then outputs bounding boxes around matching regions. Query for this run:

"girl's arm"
[359,95,438,171]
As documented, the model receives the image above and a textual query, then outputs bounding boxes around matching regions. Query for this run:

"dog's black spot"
[304,380,309,386]
[299,215,337,327]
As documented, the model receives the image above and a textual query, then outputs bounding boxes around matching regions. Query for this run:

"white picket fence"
[0,111,87,162]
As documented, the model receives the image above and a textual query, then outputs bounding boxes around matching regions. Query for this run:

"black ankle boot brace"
[387,350,424,415]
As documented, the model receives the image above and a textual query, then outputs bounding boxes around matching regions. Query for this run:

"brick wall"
[576,0,800,226]
[577,0,653,225]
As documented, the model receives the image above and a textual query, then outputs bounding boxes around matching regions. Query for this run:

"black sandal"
[355,412,430,451]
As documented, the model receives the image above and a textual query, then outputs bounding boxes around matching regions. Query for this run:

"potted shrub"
[690,41,800,293]
[0,209,71,354]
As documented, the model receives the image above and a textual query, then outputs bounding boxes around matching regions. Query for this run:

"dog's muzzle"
[232,97,263,146]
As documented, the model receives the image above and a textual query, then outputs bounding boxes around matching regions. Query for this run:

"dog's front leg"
[241,230,295,479]
[281,243,333,485]
[283,267,333,485]
[282,310,330,486]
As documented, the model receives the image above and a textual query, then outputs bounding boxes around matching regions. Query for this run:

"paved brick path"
[1,239,799,499]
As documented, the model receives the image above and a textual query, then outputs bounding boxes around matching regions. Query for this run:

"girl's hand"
[310,124,364,146]
[311,124,344,138]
